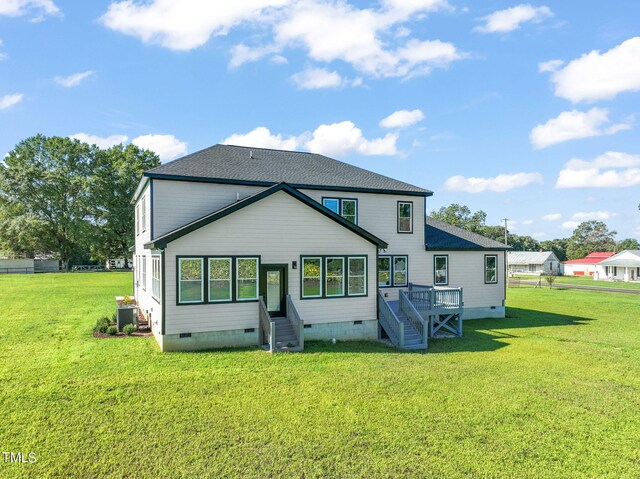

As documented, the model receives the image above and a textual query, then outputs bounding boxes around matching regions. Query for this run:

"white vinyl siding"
[141,196,146,233]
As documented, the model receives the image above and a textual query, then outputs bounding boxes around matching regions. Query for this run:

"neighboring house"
[597,250,640,282]
[563,252,614,279]
[508,251,562,276]
[132,144,508,352]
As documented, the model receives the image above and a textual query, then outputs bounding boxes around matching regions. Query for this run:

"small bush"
[122,295,134,305]
[95,317,110,333]
[123,324,136,335]
[107,326,118,335]
[111,312,117,323]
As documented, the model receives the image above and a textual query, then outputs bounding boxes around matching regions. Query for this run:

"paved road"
[509,279,640,295]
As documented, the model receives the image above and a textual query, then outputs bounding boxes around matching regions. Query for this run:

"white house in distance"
[597,250,640,282]
[563,252,614,279]
[508,251,562,276]
[132,145,509,352]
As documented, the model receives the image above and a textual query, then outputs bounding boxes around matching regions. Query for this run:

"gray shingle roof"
[425,217,511,251]
[598,250,640,267]
[507,251,557,265]
[145,144,431,196]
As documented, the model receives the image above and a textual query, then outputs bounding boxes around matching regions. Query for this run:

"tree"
[430,204,487,233]
[0,135,97,268]
[90,144,160,260]
[478,226,540,250]
[616,238,640,252]
[566,221,617,260]
[540,238,569,262]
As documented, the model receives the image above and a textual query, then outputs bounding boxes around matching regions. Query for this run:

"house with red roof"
[563,252,615,279]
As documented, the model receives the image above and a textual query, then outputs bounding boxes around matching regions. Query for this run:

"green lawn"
[1,273,638,478]
[512,274,640,290]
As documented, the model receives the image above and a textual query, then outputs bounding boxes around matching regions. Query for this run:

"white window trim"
[141,196,146,233]
[348,257,367,296]
[236,257,259,301]
[141,256,147,291]
[302,257,323,298]
[178,257,204,304]
[434,255,448,286]
[378,256,392,287]
[393,255,408,287]
[208,257,232,303]
[325,256,345,297]
[151,256,161,301]
[398,202,413,233]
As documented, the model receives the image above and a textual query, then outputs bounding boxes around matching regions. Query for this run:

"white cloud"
[0,93,23,110]
[69,132,187,161]
[547,37,640,103]
[538,59,563,73]
[223,119,399,157]
[0,0,59,18]
[572,211,616,221]
[70,133,128,149]
[54,70,94,87]
[542,213,561,221]
[561,221,580,229]
[223,126,302,151]
[530,107,632,149]
[290,67,345,90]
[306,121,398,156]
[131,134,187,161]
[443,172,543,193]
[474,4,552,33]
[521,219,534,225]
[101,0,463,80]
[379,109,425,128]
[556,151,640,189]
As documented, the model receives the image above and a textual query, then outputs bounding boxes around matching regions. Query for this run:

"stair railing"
[258,296,275,352]
[378,291,404,348]
[286,295,304,351]
[399,289,428,347]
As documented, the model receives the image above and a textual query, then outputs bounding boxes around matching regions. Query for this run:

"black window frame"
[176,255,261,306]
[397,201,413,234]
[378,255,409,288]
[300,254,368,300]
[434,254,449,286]
[485,254,498,284]
[321,197,358,225]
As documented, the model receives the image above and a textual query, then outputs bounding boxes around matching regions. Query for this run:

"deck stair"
[272,317,300,350]
[388,301,427,350]
[377,291,427,350]
[259,295,304,352]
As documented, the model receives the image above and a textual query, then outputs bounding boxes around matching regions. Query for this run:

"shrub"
[122,295,134,305]
[111,312,117,323]
[123,324,136,335]
[95,317,110,333]
[107,326,118,335]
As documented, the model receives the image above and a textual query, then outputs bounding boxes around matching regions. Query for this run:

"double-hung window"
[397,201,413,233]
[325,257,345,297]
[236,258,258,301]
[302,257,322,298]
[378,255,408,287]
[141,196,146,233]
[485,255,498,284]
[209,258,232,302]
[178,258,204,303]
[141,256,147,290]
[322,198,358,224]
[434,255,448,285]
[151,256,161,301]
[348,257,366,296]
[135,205,140,236]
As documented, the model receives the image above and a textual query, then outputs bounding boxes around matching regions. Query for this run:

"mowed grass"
[512,274,640,290]
[0,273,639,478]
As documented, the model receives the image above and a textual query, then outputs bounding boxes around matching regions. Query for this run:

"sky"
[1,0,639,241]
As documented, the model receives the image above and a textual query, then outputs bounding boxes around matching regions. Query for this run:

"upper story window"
[397,201,413,233]
[434,255,448,286]
[141,196,147,233]
[322,197,357,224]
[135,205,140,236]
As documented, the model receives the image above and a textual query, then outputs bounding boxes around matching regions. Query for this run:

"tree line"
[430,203,639,261]
[0,135,160,269]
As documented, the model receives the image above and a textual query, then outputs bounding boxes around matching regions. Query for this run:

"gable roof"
[425,217,511,251]
[144,144,431,197]
[508,251,557,265]
[597,250,640,267]
[563,252,615,265]
[145,183,388,249]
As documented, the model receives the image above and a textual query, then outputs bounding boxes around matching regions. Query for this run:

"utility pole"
[502,218,509,245]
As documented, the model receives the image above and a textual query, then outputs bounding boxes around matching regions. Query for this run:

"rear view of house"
[132,145,508,352]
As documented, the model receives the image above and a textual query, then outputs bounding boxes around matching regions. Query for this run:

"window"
[326,257,345,296]
[302,257,322,298]
[397,201,413,233]
[393,256,408,286]
[141,256,147,290]
[485,255,498,284]
[209,258,231,302]
[434,255,448,285]
[378,257,391,287]
[322,197,358,224]
[135,205,140,236]
[141,196,146,233]
[152,256,161,301]
[348,257,366,296]
[236,257,258,301]
[178,258,203,303]
[377,255,408,287]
